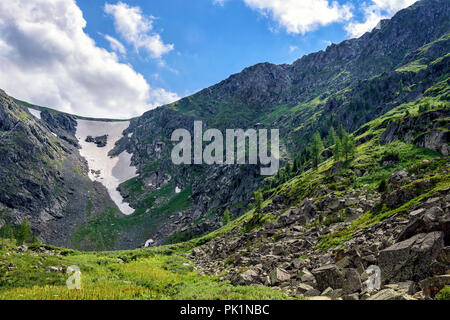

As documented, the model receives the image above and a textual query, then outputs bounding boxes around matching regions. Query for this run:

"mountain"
[0,0,449,301]
[0,0,449,253]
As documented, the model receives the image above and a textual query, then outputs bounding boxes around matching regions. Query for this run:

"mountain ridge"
[0,0,448,251]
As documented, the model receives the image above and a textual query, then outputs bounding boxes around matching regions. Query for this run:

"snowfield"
[28,108,41,119]
[75,119,138,215]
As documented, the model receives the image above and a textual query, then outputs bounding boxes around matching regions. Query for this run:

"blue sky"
[79,0,357,97]
[0,0,418,118]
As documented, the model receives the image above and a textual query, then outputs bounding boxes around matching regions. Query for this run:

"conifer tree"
[334,137,342,162]
[310,131,324,169]
[222,209,231,226]
[16,218,31,245]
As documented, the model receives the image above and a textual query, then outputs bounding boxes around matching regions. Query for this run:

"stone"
[330,288,344,299]
[419,275,450,299]
[379,232,444,283]
[343,268,362,294]
[17,245,28,252]
[269,268,290,286]
[297,283,314,295]
[384,281,417,295]
[304,288,321,297]
[321,287,334,297]
[367,289,410,300]
[232,269,259,285]
[297,268,316,285]
[312,264,344,291]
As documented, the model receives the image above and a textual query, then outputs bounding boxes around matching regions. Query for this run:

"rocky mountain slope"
[0,0,448,253]
[0,91,119,249]
[191,95,449,299]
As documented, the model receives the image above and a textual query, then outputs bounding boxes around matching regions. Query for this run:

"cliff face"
[0,0,449,251]
[0,91,118,249]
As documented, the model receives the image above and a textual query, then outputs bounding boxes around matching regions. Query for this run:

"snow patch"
[28,108,41,120]
[144,239,154,248]
[175,186,182,194]
[75,119,138,215]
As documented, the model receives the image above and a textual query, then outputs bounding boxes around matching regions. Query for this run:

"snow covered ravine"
[75,119,138,215]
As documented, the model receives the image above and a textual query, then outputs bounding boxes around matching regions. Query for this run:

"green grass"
[0,240,291,300]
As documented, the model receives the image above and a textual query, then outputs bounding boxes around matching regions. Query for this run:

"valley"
[0,0,449,300]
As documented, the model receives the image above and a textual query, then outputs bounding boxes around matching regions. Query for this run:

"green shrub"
[436,286,450,300]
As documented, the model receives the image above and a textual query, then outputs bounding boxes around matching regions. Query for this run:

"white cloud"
[105,2,174,59]
[0,0,179,119]
[345,0,419,38]
[243,0,353,34]
[104,34,126,56]
[289,45,298,53]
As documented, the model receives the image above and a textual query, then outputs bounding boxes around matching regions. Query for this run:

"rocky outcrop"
[380,110,450,155]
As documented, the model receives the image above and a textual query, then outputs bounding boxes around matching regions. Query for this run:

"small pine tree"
[310,131,324,169]
[254,191,263,214]
[0,223,14,239]
[337,124,347,140]
[16,218,31,245]
[342,134,356,162]
[398,79,404,93]
[334,137,342,162]
[292,158,298,174]
[328,127,337,146]
[222,209,231,226]
[378,177,390,193]
[31,233,41,245]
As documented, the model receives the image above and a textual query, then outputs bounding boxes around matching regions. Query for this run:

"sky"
[0,0,419,119]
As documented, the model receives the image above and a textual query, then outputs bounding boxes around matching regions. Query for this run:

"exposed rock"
[312,264,344,291]
[384,281,417,295]
[419,275,450,299]
[269,268,290,286]
[379,231,444,283]
[343,269,362,294]
[297,283,315,295]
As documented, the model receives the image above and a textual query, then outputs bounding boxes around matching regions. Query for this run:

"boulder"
[297,283,315,295]
[321,287,334,297]
[312,264,344,291]
[304,289,321,297]
[398,206,449,242]
[379,232,444,283]
[297,268,316,286]
[343,268,362,294]
[419,275,450,299]
[367,289,412,300]
[384,281,417,295]
[269,268,290,286]
[231,269,259,285]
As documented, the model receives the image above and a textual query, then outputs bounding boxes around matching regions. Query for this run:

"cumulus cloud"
[0,0,179,119]
[104,2,174,59]
[345,0,419,38]
[243,0,353,34]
